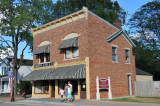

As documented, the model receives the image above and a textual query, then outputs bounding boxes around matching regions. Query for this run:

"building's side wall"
[88,12,136,99]
[136,75,153,81]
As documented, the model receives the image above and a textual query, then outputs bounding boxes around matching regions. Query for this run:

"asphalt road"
[0,101,160,106]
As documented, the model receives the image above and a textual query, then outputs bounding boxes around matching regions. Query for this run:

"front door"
[51,80,55,97]
[80,79,86,99]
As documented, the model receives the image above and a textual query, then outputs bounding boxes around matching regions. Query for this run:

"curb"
[17,99,74,105]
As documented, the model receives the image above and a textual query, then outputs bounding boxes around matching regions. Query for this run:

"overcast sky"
[1,0,154,60]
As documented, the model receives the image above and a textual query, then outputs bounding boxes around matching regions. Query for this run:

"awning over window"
[33,44,50,55]
[46,64,86,80]
[58,37,78,49]
[22,68,54,81]
[22,64,85,81]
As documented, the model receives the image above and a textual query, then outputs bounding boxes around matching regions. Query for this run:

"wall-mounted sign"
[34,62,54,68]
[99,78,109,89]
[155,83,159,90]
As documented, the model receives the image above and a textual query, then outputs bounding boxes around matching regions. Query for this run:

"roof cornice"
[31,7,88,37]
[106,30,136,47]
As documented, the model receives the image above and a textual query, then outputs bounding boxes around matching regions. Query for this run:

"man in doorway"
[68,81,73,101]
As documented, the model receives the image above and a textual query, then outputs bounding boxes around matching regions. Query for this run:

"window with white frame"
[112,46,117,62]
[73,47,79,58]
[65,47,79,59]
[39,53,50,63]
[125,49,130,63]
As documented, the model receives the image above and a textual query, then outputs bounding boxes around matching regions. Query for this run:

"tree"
[129,0,160,80]
[53,0,126,24]
[0,0,54,95]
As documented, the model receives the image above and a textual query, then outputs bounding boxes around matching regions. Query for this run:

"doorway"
[51,80,55,97]
[80,79,86,99]
[128,75,132,96]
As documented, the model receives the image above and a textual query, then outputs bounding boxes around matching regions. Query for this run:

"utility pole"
[11,58,15,102]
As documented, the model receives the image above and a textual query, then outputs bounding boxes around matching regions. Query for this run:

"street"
[0,100,160,106]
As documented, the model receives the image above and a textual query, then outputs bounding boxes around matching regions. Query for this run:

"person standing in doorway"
[64,84,68,101]
[67,85,72,102]
[68,81,73,101]
[68,81,72,91]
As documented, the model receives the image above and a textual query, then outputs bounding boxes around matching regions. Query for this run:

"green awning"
[33,44,50,55]
[58,37,78,49]
[22,68,54,81]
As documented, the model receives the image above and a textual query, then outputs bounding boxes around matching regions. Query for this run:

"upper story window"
[112,46,117,62]
[33,41,50,64]
[40,54,44,63]
[46,53,50,62]
[125,49,130,63]
[65,47,79,59]
[73,47,79,58]
[58,33,79,60]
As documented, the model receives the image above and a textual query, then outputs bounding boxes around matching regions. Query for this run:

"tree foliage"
[17,80,32,94]
[0,0,54,94]
[129,0,160,80]
[53,0,126,24]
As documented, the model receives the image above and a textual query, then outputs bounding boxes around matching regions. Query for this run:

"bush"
[17,80,32,95]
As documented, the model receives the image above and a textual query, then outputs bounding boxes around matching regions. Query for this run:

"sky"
[1,0,153,60]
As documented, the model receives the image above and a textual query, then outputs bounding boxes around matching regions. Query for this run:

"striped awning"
[46,64,86,80]
[22,68,54,81]
[58,37,78,49]
[33,44,50,55]
[22,64,85,81]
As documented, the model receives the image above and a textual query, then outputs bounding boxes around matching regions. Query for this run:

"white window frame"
[125,48,130,64]
[112,45,118,63]
[64,47,79,60]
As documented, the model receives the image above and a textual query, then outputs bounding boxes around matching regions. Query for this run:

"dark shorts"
[61,95,63,98]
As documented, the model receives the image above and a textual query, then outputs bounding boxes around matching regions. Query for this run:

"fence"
[134,81,160,97]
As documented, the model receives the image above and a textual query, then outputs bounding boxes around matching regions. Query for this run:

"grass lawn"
[107,97,160,104]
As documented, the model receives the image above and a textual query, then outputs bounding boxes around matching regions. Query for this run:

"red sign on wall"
[99,78,109,89]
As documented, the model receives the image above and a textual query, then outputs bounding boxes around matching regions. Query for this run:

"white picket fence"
[134,81,160,97]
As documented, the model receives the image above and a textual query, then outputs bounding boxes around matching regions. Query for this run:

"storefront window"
[34,80,49,94]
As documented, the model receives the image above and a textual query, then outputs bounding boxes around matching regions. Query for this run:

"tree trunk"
[14,45,18,95]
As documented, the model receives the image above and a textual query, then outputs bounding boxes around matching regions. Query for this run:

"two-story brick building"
[23,7,136,100]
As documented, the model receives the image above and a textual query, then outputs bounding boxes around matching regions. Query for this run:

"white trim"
[112,46,118,63]
[125,49,130,64]
[63,57,79,61]
[125,48,130,50]
[111,45,118,48]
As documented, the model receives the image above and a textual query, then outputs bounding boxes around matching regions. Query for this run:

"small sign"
[34,62,54,68]
[99,78,109,89]
[155,83,159,90]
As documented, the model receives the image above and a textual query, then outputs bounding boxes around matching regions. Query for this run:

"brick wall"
[87,13,136,99]
[33,18,90,65]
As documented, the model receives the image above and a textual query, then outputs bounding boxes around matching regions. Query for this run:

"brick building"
[23,7,136,100]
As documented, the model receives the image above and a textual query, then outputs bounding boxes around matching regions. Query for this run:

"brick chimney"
[20,55,24,62]
[115,19,121,29]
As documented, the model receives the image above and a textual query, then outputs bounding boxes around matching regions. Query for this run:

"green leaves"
[130,0,160,80]
[52,0,126,25]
